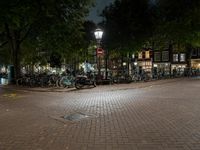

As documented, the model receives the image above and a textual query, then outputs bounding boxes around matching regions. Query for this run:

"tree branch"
[19,25,32,44]
[4,23,15,50]
[0,41,8,48]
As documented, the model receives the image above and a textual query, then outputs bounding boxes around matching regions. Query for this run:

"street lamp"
[94,28,103,42]
[94,28,104,79]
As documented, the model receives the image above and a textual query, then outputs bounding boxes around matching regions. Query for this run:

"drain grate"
[62,113,89,121]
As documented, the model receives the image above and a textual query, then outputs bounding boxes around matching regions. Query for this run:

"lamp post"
[94,28,103,79]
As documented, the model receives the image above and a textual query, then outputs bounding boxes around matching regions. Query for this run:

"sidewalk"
[0,78,200,150]
[0,77,184,93]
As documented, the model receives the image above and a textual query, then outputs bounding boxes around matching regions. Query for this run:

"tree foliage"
[101,0,155,53]
[101,0,200,53]
[0,0,93,77]
[154,0,200,49]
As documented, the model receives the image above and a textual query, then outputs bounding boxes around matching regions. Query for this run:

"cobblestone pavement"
[0,78,200,150]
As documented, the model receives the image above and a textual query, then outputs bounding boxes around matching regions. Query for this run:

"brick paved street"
[0,78,200,150]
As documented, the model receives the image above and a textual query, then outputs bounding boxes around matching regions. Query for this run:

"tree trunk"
[5,23,21,81]
[187,45,193,77]
[13,41,21,79]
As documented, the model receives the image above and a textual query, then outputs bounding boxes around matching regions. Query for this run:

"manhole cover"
[62,113,89,121]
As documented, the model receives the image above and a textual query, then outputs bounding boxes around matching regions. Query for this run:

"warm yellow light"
[138,52,143,59]
[145,51,150,58]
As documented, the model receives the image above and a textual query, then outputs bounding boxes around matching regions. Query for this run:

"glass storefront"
[153,63,171,76]
[191,59,200,69]
[137,61,152,73]
[171,64,187,76]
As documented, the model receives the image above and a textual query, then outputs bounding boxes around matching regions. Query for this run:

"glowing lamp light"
[123,62,127,66]
[134,62,137,65]
[1,66,6,72]
[94,28,103,40]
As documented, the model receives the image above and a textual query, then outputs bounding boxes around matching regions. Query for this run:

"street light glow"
[153,64,158,67]
[94,28,103,40]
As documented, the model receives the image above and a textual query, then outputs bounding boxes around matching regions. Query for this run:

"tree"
[101,0,155,53]
[0,0,93,78]
[82,21,97,61]
[154,0,200,49]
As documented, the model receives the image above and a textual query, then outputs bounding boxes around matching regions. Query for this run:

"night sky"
[87,0,114,23]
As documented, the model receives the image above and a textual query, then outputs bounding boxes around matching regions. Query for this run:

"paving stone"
[0,78,200,150]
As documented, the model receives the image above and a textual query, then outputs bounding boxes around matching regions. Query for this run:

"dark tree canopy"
[154,0,200,48]
[0,0,93,78]
[101,0,155,52]
[101,0,200,53]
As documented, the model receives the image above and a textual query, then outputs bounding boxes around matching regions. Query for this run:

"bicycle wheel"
[75,82,84,89]
[93,81,96,87]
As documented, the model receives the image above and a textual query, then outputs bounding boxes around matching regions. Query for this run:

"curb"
[0,77,187,93]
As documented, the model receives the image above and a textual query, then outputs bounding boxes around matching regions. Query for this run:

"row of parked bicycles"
[16,72,96,89]
[112,69,193,83]
[16,69,196,89]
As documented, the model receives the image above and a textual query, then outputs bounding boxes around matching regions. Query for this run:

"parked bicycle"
[59,73,75,88]
[75,72,96,89]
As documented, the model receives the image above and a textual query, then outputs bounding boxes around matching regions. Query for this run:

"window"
[138,52,143,59]
[145,51,150,59]
[173,54,179,62]
[192,49,197,56]
[162,51,169,61]
[180,53,186,62]
[154,52,161,62]
[198,49,200,56]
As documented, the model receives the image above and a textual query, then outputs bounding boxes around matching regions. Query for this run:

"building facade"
[135,49,153,75]
[153,50,171,77]
[190,48,200,76]
[191,48,200,69]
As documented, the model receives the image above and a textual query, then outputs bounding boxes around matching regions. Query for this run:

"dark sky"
[87,0,114,23]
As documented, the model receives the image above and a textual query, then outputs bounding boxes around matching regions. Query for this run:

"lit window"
[138,52,143,59]
[180,53,186,62]
[173,54,179,62]
[145,51,150,59]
